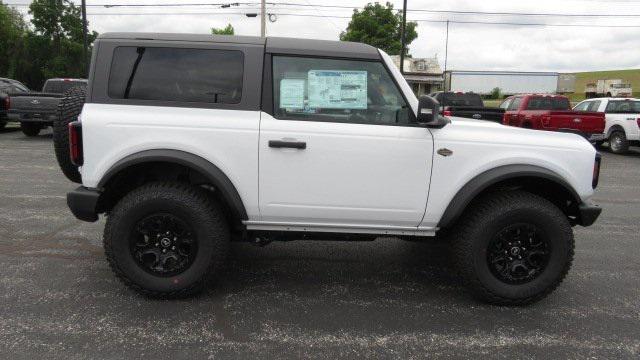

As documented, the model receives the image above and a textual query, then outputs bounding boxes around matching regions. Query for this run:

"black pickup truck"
[429,92,505,123]
[7,78,87,136]
[0,78,30,130]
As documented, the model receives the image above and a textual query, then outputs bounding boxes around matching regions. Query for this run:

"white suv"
[54,33,602,304]
[574,98,640,154]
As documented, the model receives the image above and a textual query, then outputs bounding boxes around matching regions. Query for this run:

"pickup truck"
[7,78,87,136]
[573,97,640,154]
[0,77,30,130]
[429,91,504,123]
[501,94,605,142]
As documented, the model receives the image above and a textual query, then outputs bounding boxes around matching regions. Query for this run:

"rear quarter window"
[108,47,244,104]
[526,97,570,110]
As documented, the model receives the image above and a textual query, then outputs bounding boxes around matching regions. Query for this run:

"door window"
[499,98,513,110]
[587,100,601,112]
[508,97,522,111]
[272,56,412,125]
[605,100,640,113]
[573,101,590,111]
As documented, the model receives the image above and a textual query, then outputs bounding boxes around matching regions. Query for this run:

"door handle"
[268,140,307,149]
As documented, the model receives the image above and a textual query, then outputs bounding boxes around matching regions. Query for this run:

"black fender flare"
[97,149,248,220]
[437,164,581,229]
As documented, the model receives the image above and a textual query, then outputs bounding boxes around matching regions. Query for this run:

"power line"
[8,1,640,17]
[73,10,640,27]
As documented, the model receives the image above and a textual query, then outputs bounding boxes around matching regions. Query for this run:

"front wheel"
[20,122,42,137]
[451,191,574,305]
[104,182,230,297]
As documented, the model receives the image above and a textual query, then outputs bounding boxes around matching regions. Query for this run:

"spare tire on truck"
[53,86,86,183]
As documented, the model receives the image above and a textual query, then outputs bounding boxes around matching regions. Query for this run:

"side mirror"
[417,96,449,128]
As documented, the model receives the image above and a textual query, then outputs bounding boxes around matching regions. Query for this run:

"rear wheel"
[104,182,230,297]
[451,191,574,305]
[53,87,86,183]
[20,122,41,137]
[609,130,629,154]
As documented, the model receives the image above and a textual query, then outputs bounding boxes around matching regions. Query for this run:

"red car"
[501,94,605,142]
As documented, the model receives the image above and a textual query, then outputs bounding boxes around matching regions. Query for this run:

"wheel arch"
[437,164,582,229]
[606,124,625,138]
[96,149,248,223]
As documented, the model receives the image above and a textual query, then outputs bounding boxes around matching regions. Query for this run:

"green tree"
[490,87,502,99]
[340,2,418,56]
[0,1,27,78]
[25,0,98,86]
[211,24,234,35]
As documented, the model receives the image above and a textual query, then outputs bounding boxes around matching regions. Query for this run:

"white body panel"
[257,112,433,228]
[575,98,640,141]
[418,118,597,228]
[80,103,261,219]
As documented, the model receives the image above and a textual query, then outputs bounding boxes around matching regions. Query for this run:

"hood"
[438,116,595,152]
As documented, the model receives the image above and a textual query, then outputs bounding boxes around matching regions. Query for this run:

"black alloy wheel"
[131,213,198,277]
[487,223,550,285]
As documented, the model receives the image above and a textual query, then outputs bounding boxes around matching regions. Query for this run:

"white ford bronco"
[55,33,602,304]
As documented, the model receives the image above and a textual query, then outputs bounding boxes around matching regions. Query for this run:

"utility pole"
[261,0,266,37]
[399,0,408,74]
[81,0,88,75]
[443,20,449,91]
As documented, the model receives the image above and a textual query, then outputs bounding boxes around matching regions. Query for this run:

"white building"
[391,55,444,96]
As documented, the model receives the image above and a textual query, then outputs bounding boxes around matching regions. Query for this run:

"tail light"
[502,113,508,125]
[592,153,601,189]
[637,118,640,129]
[443,107,452,116]
[3,96,9,110]
[68,121,83,166]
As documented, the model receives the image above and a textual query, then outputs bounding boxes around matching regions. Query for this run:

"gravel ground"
[0,125,638,359]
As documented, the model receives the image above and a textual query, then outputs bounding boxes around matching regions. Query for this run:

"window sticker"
[307,70,367,109]
[279,79,305,109]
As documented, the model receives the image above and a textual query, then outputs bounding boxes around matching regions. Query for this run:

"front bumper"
[67,186,101,222]
[577,201,602,226]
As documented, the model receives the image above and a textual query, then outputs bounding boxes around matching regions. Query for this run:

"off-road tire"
[104,182,230,298]
[451,190,574,305]
[53,86,86,183]
[20,122,42,136]
[608,130,629,154]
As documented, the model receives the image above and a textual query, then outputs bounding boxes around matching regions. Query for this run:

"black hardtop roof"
[98,33,380,60]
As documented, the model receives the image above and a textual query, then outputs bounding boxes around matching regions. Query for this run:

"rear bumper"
[577,201,602,227]
[67,186,101,222]
[7,110,57,123]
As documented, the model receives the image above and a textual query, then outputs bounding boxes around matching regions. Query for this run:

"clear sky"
[7,0,640,72]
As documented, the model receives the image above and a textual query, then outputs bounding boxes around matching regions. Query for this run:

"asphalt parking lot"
[0,125,638,359]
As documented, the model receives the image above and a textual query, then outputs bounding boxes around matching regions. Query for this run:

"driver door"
[258,55,434,228]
